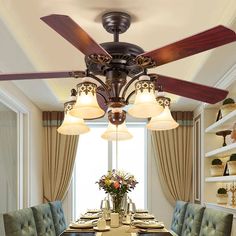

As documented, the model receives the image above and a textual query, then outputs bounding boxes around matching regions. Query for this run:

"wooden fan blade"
[138,26,236,67]
[152,74,228,104]
[0,71,86,81]
[41,14,112,58]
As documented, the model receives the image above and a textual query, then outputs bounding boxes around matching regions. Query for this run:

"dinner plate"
[122,221,131,225]
[87,209,101,213]
[133,213,155,219]
[93,226,110,231]
[136,209,149,213]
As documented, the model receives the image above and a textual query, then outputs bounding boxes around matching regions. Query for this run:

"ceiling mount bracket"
[102,12,131,41]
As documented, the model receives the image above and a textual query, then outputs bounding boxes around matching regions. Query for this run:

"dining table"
[62,226,172,236]
[61,219,172,236]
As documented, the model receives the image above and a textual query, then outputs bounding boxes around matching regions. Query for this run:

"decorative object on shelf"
[231,123,236,143]
[215,130,232,147]
[221,98,236,117]
[216,188,228,204]
[228,153,236,175]
[215,109,222,122]
[226,182,236,206]
[96,170,138,213]
[210,159,225,176]
[223,161,229,176]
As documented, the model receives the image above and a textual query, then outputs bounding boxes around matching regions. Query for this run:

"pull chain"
[116,125,118,170]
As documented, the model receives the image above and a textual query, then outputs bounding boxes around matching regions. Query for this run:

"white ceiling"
[0,0,236,111]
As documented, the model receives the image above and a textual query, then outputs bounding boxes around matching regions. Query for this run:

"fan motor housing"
[85,41,145,78]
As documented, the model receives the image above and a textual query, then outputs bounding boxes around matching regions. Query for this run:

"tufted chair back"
[31,203,56,236]
[3,208,38,236]
[181,203,205,236]
[49,201,66,235]
[170,201,188,235]
[199,208,233,236]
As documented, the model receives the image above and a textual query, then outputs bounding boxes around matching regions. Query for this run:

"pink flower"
[114,181,120,189]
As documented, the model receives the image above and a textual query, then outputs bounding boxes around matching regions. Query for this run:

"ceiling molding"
[215,63,236,89]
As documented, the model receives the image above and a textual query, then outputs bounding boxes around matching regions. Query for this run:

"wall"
[0,108,17,213]
[0,82,43,235]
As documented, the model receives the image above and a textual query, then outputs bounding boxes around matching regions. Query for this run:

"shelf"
[205,109,236,133]
[205,202,236,218]
[205,175,236,182]
[205,143,236,158]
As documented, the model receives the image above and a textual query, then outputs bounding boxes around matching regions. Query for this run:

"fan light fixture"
[128,76,164,118]
[147,96,179,130]
[0,12,233,139]
[57,93,90,135]
[101,121,133,141]
[70,80,105,119]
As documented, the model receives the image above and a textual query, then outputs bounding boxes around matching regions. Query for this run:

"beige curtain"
[151,111,193,206]
[42,111,79,202]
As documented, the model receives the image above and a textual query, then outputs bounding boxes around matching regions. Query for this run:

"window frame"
[72,121,148,218]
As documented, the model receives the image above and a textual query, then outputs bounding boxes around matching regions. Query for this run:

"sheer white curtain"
[0,108,17,213]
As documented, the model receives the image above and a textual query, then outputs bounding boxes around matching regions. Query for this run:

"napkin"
[133,213,155,219]
[80,213,100,219]
[70,220,93,228]
[136,221,165,229]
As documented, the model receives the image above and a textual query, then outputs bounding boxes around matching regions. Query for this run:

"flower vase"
[110,194,124,214]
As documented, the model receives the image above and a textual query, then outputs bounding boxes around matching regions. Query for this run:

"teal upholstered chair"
[49,201,66,235]
[31,203,56,236]
[181,203,205,236]
[170,201,188,236]
[199,208,233,236]
[3,208,38,236]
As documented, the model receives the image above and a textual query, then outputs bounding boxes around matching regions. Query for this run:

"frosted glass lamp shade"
[101,122,133,141]
[57,113,90,135]
[128,80,163,118]
[70,82,105,119]
[147,106,179,130]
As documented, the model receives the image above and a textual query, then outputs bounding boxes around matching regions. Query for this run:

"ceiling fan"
[0,12,236,116]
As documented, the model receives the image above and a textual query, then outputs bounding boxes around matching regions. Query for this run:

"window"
[74,122,147,219]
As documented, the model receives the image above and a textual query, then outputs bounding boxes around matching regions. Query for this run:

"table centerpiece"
[96,169,138,213]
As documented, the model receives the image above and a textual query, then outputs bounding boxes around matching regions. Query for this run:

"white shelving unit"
[205,175,236,182]
[205,109,236,133]
[203,108,236,221]
[205,143,236,158]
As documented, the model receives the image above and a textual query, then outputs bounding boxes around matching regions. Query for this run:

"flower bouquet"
[96,169,138,213]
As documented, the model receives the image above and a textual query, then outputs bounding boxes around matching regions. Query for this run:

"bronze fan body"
[0,12,236,112]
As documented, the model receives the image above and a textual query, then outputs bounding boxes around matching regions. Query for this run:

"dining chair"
[199,208,233,236]
[181,203,205,236]
[3,207,38,236]
[49,201,67,236]
[31,203,56,236]
[170,200,188,236]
